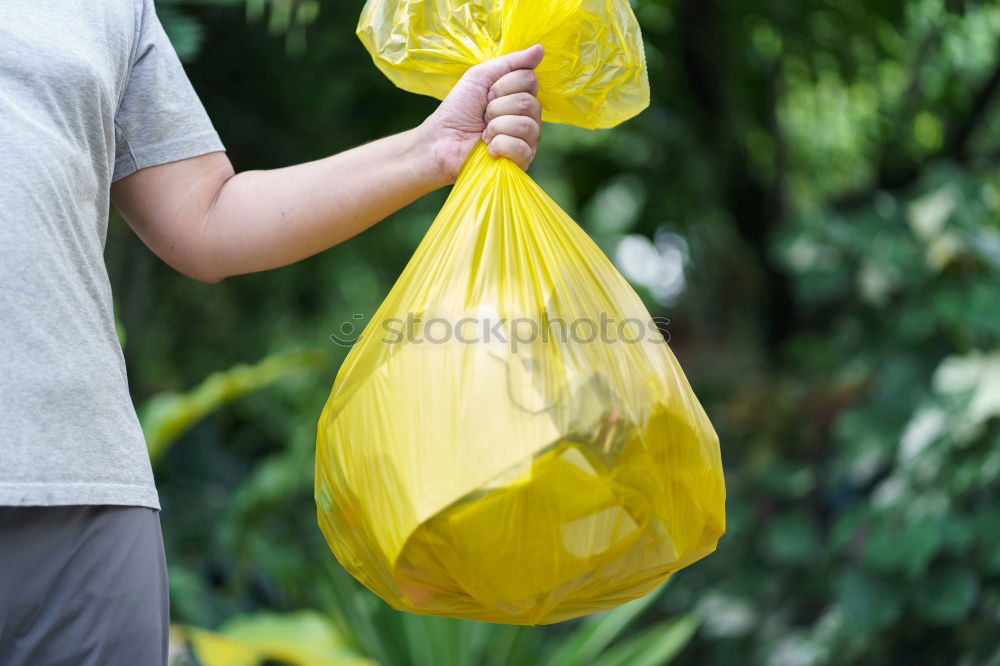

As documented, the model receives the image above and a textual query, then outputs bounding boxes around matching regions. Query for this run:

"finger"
[487,134,534,171]
[502,44,544,72]
[469,44,544,86]
[488,69,538,102]
[484,92,541,124]
[482,115,541,147]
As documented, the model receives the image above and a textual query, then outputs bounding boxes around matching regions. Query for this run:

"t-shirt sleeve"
[112,0,225,182]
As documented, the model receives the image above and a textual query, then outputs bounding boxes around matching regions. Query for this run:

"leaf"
[486,625,539,666]
[181,611,375,666]
[401,614,466,666]
[975,504,1000,573]
[139,349,326,463]
[933,351,1000,426]
[589,614,700,666]
[182,627,260,666]
[546,581,671,666]
[907,182,958,241]
[863,515,944,575]
[155,5,205,62]
[761,510,823,565]
[912,567,979,624]
[837,569,903,634]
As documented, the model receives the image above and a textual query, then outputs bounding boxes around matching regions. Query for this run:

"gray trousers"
[0,506,168,666]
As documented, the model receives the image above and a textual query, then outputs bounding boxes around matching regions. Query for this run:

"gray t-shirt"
[0,0,224,508]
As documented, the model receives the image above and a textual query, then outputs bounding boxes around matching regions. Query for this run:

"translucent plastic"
[356,0,650,129]
[316,0,725,625]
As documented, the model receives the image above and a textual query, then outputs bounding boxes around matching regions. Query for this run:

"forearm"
[200,125,445,280]
[112,46,543,283]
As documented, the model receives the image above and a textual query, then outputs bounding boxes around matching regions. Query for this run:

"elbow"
[167,231,231,283]
[174,258,229,284]
[191,271,226,285]
[186,268,227,284]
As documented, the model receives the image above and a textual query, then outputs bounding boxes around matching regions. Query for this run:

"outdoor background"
[117,1,1000,664]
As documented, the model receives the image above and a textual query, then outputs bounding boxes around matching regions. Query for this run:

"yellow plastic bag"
[316,0,725,625]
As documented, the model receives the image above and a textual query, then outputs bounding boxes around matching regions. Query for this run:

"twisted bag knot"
[357,0,650,130]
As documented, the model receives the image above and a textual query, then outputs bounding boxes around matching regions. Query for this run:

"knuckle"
[493,136,513,157]
[485,99,501,120]
[466,63,485,80]
[492,73,513,96]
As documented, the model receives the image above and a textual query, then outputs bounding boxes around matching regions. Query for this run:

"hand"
[421,45,544,183]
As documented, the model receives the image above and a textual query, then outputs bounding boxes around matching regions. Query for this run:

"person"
[0,1,543,663]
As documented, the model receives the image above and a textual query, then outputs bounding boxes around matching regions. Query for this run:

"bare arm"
[111,46,544,283]
[111,127,443,282]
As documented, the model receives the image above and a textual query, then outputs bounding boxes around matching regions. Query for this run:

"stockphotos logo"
[329,312,670,351]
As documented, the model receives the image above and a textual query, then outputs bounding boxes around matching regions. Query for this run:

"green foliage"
[119,1,1000,664]
[307,573,695,666]
[547,583,669,666]
[589,615,699,666]
[175,610,374,665]
[157,0,319,59]
[140,348,326,463]
[174,596,696,666]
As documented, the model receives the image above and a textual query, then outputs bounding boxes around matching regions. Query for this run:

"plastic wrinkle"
[316,0,725,625]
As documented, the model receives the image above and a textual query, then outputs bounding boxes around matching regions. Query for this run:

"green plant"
[174,580,698,666]
[140,348,327,463]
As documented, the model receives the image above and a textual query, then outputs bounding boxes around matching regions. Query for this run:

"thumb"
[502,44,545,71]
[471,44,545,85]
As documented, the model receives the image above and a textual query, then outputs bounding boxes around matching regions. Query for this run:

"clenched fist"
[419,45,544,182]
